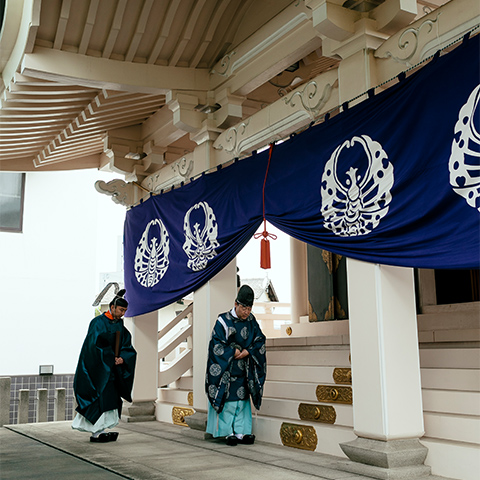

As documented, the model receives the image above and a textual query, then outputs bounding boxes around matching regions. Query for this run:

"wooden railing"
[253,302,291,338]
[158,303,193,387]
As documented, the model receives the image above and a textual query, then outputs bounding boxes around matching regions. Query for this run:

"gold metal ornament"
[316,385,352,404]
[333,368,352,384]
[298,403,336,424]
[286,326,292,336]
[280,422,317,451]
[187,391,194,406]
[172,406,195,426]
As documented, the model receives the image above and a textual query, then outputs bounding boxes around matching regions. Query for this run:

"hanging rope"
[254,143,277,269]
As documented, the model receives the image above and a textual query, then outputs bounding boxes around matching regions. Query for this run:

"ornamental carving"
[214,120,250,157]
[381,14,441,66]
[94,179,135,206]
[172,406,194,427]
[333,368,352,385]
[316,385,352,404]
[187,391,193,406]
[285,81,333,119]
[298,403,336,424]
[280,422,317,451]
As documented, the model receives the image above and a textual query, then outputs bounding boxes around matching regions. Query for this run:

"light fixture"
[39,365,54,376]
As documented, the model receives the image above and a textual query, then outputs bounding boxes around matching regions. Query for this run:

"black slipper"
[90,433,110,443]
[108,432,119,442]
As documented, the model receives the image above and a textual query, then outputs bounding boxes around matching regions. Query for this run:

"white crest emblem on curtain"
[134,218,170,287]
[321,135,394,236]
[449,84,480,212]
[183,201,219,271]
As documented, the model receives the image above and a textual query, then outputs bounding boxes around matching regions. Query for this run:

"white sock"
[235,434,244,440]
[91,430,104,438]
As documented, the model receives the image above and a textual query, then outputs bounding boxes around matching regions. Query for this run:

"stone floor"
[0,421,451,480]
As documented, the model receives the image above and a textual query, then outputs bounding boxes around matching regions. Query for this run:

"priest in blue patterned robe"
[205,284,267,446]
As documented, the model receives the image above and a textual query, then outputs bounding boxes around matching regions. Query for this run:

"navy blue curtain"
[124,36,479,316]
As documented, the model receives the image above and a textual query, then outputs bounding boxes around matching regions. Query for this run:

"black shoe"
[225,435,238,446]
[239,434,255,445]
[107,432,119,442]
[90,433,110,443]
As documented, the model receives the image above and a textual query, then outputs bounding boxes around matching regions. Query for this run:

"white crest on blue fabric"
[134,218,170,287]
[209,363,221,376]
[321,135,394,236]
[449,84,480,212]
[183,201,220,271]
[208,385,217,397]
[237,387,246,399]
[213,344,224,356]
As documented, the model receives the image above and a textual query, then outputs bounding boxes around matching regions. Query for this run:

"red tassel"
[254,143,276,269]
[260,237,271,269]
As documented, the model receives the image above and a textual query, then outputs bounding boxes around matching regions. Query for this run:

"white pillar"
[192,260,237,412]
[290,237,308,323]
[347,260,424,440]
[339,259,429,478]
[123,310,158,421]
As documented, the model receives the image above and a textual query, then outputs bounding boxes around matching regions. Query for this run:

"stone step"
[174,374,193,390]
[424,411,480,445]
[420,367,480,391]
[267,348,350,367]
[260,397,353,427]
[158,387,192,406]
[267,364,350,384]
[419,347,480,369]
[264,379,350,403]
[422,389,480,416]
[253,412,356,458]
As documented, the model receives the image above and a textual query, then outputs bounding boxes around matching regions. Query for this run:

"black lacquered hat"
[236,285,254,307]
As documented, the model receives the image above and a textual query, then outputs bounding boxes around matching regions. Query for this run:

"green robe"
[74,313,137,425]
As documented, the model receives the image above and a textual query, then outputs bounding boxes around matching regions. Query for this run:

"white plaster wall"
[0,169,125,375]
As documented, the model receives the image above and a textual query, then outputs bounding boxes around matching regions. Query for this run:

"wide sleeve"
[246,318,267,410]
[74,317,112,418]
[205,317,236,413]
[114,325,137,402]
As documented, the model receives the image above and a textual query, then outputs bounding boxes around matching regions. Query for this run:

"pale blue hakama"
[206,399,252,438]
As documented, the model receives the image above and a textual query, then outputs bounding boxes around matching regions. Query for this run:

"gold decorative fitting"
[280,423,317,451]
[187,391,194,406]
[286,326,292,336]
[298,403,336,424]
[333,368,352,385]
[172,406,195,427]
[316,385,353,404]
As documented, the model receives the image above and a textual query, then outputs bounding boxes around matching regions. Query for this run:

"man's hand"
[234,349,249,359]
[115,357,124,365]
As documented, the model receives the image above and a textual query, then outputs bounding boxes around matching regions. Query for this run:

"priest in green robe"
[72,289,137,443]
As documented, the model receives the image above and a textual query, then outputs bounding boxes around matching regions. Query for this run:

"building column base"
[185,410,207,432]
[337,437,431,479]
[121,400,156,422]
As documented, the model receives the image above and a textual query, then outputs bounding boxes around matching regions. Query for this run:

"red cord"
[254,144,277,269]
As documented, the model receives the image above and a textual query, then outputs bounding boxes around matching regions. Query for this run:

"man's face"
[111,305,127,320]
[235,302,252,320]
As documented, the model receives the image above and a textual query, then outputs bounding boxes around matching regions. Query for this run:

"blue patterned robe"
[205,308,266,414]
